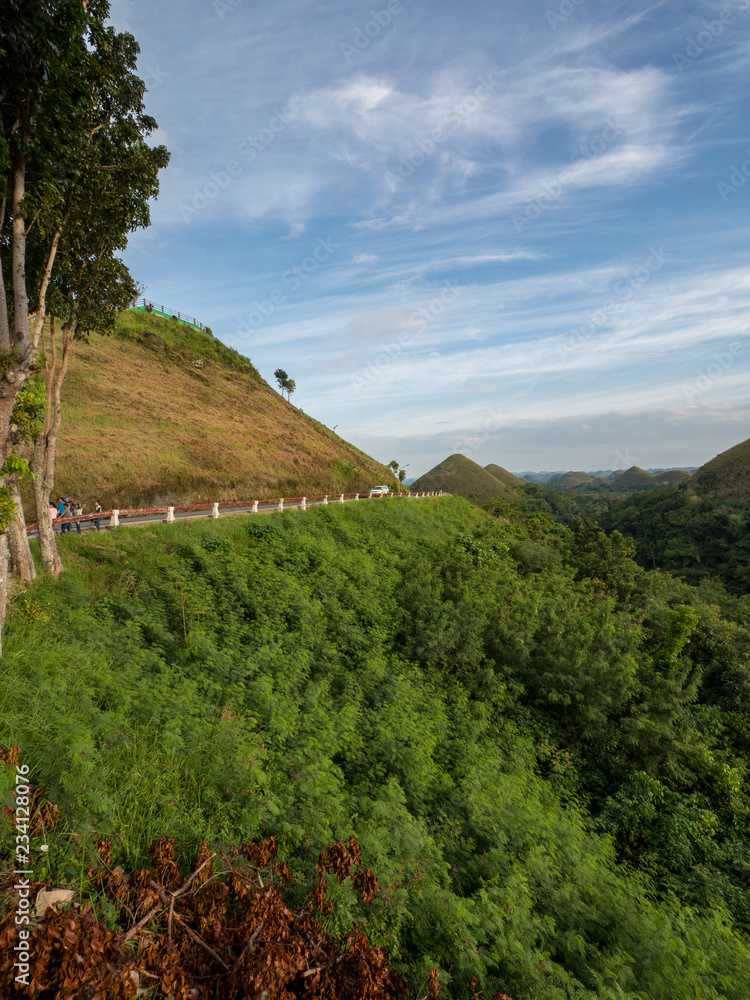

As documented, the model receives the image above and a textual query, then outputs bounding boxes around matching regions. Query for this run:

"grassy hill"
[484,462,525,486]
[611,466,656,489]
[21,309,393,516]
[652,469,692,486]
[552,470,594,488]
[411,453,513,504]
[696,437,750,500]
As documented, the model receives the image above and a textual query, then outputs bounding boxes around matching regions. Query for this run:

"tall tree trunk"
[0,534,8,657]
[0,195,10,349]
[7,477,35,585]
[31,443,62,577]
[31,316,74,576]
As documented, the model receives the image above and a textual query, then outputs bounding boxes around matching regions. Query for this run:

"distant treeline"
[499,481,750,595]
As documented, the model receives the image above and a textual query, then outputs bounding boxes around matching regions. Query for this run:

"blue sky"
[110,0,750,475]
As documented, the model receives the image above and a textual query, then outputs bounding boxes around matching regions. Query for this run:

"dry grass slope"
[411,453,513,505]
[696,437,750,500]
[484,463,525,486]
[21,310,394,516]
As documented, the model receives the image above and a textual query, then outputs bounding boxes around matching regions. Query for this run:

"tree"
[273,368,295,401]
[1,2,168,600]
[28,74,166,574]
[7,377,45,584]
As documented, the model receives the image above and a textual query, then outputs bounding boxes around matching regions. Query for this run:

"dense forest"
[2,496,750,997]
[504,481,750,594]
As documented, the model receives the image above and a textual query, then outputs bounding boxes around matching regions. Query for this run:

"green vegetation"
[502,474,750,595]
[3,498,750,997]
[411,454,511,504]
[115,308,257,374]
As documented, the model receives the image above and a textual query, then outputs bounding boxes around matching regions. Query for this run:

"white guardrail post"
[252,500,258,513]
[323,495,328,505]
[355,493,359,500]
[278,497,284,511]
[301,497,307,510]
[167,506,175,523]
[110,509,119,527]
[212,503,219,518]
[339,494,344,503]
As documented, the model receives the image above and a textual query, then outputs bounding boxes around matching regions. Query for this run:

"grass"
[20,310,394,517]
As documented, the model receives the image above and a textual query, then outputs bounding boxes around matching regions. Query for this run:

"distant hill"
[20,309,395,516]
[606,466,655,489]
[411,454,512,504]
[549,471,594,489]
[484,463,525,487]
[652,469,691,486]
[695,437,750,500]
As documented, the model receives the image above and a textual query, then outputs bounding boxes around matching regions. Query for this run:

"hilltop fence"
[129,297,208,332]
[26,491,448,534]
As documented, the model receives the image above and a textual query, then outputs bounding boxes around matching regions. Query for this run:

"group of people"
[49,496,103,534]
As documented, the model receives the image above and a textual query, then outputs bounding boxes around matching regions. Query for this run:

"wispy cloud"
[112,0,750,471]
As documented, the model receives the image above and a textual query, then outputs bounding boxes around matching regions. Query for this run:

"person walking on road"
[93,501,102,532]
[73,501,83,534]
[63,497,74,534]
[56,497,68,534]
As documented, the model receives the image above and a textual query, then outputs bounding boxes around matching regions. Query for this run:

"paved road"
[26,495,412,538]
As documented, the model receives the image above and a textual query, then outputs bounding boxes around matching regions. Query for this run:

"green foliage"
[2,499,750,998]
[0,485,17,531]
[0,453,32,480]
[10,375,47,443]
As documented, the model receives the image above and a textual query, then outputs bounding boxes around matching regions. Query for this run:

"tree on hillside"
[0,2,168,600]
[273,368,296,401]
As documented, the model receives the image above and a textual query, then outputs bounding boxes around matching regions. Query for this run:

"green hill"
[484,462,525,486]
[20,309,393,516]
[411,453,512,504]
[652,469,692,486]
[549,471,594,489]
[695,437,750,500]
[613,466,656,489]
